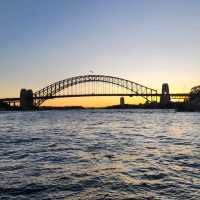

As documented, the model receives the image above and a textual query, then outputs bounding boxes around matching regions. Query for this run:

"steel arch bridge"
[33,74,158,107]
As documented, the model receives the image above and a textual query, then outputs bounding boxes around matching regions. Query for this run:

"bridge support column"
[120,97,125,106]
[20,89,34,110]
[160,83,171,106]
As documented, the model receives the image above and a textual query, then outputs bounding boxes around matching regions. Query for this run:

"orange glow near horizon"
[41,84,190,108]
[42,96,146,108]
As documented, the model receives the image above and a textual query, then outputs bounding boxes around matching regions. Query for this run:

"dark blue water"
[0,110,199,199]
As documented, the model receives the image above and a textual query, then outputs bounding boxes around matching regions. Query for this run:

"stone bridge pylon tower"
[160,83,171,105]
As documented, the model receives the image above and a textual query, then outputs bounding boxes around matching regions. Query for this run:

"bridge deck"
[0,93,189,102]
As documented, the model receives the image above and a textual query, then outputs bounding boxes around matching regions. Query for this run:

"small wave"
[0,183,49,196]
[142,173,167,180]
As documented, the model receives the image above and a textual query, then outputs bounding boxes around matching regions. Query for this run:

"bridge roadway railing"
[33,93,189,99]
[0,93,189,107]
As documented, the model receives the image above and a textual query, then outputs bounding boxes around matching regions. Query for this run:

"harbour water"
[0,110,199,200]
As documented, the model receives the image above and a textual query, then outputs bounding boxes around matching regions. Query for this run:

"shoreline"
[1,103,199,112]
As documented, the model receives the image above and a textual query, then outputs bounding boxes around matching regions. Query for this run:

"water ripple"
[0,110,199,199]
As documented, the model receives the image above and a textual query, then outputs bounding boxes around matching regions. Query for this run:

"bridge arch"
[33,75,158,107]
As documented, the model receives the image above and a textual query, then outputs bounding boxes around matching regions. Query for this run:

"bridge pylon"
[160,83,171,106]
[20,89,34,110]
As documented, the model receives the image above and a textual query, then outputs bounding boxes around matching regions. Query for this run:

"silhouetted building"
[120,97,125,106]
[160,83,171,105]
[0,101,9,110]
[20,89,33,110]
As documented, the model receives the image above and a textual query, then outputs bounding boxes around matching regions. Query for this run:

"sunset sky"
[1,0,200,107]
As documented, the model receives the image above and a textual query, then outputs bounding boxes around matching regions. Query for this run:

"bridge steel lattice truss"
[33,75,158,107]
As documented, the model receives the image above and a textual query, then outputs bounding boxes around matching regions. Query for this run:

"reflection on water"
[0,110,199,199]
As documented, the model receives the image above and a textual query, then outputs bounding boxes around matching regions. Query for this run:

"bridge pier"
[160,83,171,106]
[120,97,125,106]
[20,89,34,110]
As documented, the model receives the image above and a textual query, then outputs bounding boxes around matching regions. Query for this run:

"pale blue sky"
[1,0,200,97]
